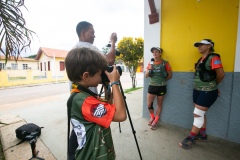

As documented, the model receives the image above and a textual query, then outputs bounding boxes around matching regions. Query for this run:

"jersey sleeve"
[165,62,171,71]
[211,56,223,70]
[81,96,116,128]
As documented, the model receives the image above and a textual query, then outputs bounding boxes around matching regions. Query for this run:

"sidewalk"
[111,89,240,160]
[1,86,240,159]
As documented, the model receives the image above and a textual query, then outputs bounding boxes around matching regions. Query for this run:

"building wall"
[143,0,240,143]
[38,53,65,77]
[0,59,38,71]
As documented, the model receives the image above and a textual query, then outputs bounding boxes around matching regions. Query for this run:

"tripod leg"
[118,122,121,133]
[118,80,143,160]
[29,139,45,160]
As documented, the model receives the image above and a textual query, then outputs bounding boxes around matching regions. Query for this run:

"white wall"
[234,0,240,72]
[144,0,161,70]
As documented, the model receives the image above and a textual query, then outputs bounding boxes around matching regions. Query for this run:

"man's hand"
[110,32,117,44]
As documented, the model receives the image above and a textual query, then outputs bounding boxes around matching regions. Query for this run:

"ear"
[81,30,87,38]
[82,72,90,81]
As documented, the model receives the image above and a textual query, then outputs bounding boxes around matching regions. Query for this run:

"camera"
[101,66,122,83]
[106,44,121,56]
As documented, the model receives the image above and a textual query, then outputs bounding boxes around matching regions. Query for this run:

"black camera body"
[101,66,122,83]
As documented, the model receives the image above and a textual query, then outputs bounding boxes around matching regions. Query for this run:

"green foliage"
[117,37,144,88]
[124,87,143,94]
[101,46,109,54]
[0,0,36,63]
[25,54,37,59]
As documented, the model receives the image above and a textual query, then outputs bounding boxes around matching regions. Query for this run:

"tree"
[117,37,144,88]
[0,0,36,63]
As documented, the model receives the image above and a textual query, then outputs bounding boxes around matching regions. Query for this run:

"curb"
[0,114,56,160]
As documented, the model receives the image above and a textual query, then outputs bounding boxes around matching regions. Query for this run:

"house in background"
[0,47,69,87]
[35,47,68,78]
[0,55,38,77]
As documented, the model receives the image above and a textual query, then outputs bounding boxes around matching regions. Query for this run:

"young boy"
[65,47,127,160]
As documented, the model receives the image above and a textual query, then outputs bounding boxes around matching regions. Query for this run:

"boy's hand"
[104,65,120,83]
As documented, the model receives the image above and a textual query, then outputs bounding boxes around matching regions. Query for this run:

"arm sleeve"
[211,56,223,70]
[81,96,116,128]
[165,62,171,71]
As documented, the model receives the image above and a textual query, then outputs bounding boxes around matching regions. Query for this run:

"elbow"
[120,114,127,122]
[219,73,225,80]
[114,113,127,122]
[168,74,172,79]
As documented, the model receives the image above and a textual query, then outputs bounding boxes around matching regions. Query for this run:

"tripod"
[27,136,45,160]
[100,80,143,160]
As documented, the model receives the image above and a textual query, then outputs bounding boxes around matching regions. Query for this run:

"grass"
[8,76,26,80]
[124,87,143,93]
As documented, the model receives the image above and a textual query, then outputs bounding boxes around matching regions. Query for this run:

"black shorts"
[148,85,167,96]
[193,89,218,108]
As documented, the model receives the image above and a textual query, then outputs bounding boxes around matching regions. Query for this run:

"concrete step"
[0,114,56,160]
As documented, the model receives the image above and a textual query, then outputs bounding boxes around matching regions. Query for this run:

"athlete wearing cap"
[145,47,172,130]
[179,39,225,149]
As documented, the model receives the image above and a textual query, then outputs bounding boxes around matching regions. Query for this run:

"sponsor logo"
[91,104,107,118]
[214,60,221,65]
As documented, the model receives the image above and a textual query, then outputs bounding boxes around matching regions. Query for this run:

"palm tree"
[0,0,35,63]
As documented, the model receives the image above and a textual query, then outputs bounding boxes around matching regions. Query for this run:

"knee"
[148,102,154,110]
[193,108,206,128]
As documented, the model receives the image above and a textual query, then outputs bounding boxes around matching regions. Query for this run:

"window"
[60,61,65,71]
[0,63,5,70]
[11,63,18,70]
[23,64,28,70]
[40,62,42,71]
[48,61,50,71]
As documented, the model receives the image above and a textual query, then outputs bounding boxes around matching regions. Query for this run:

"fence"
[0,70,68,87]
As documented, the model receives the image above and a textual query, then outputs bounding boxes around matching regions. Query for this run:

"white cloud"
[21,0,144,56]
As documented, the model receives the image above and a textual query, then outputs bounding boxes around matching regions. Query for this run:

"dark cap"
[150,47,162,53]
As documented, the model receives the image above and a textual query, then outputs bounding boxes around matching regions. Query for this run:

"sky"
[21,0,144,57]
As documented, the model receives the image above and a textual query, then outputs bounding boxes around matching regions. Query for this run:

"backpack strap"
[67,83,102,159]
[67,92,78,158]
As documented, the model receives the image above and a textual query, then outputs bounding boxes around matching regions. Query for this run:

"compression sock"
[154,116,159,122]
[188,132,196,140]
[200,128,206,137]
[150,113,155,119]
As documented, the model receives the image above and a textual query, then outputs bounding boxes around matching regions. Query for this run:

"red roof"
[35,47,69,60]
[0,55,37,62]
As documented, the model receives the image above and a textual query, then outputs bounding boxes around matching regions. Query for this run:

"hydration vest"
[153,60,168,78]
[195,53,220,82]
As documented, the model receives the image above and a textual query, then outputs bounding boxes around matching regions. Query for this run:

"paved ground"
[1,72,240,160]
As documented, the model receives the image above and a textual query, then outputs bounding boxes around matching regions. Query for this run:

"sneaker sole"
[179,143,192,149]
[150,124,158,130]
[194,139,208,142]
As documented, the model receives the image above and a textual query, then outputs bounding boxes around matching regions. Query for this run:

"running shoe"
[150,121,158,130]
[194,134,208,141]
[148,117,155,126]
[179,137,195,149]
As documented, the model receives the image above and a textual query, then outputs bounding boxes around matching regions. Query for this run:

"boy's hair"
[76,21,93,37]
[65,47,108,83]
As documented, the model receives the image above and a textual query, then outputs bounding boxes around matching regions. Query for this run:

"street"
[0,72,144,160]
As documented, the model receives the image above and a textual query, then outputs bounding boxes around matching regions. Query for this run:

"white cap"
[194,40,213,47]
